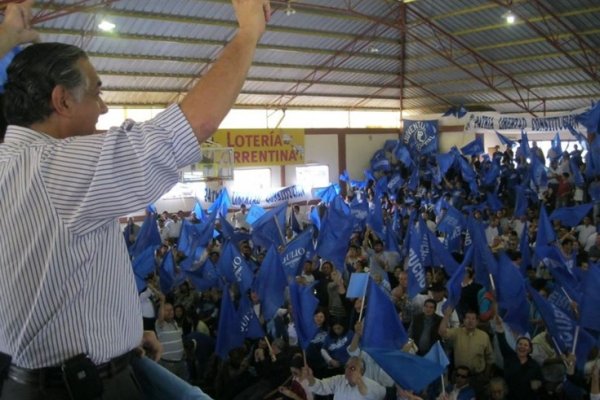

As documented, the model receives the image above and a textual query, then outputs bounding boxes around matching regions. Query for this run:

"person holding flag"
[301,356,386,400]
[492,313,543,400]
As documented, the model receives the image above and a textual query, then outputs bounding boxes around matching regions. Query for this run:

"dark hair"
[2,43,87,135]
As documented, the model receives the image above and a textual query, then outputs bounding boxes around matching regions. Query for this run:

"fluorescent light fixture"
[504,11,515,24]
[98,20,116,32]
[285,1,296,16]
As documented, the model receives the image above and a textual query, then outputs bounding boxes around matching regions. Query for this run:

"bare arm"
[180,0,271,143]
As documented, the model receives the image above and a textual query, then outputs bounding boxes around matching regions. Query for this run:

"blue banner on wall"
[403,120,439,158]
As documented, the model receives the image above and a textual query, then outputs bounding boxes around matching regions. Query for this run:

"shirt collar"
[3,125,57,145]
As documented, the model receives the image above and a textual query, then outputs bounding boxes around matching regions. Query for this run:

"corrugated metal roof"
[30,0,600,114]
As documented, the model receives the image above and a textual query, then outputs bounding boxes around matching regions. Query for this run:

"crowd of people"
[130,121,600,399]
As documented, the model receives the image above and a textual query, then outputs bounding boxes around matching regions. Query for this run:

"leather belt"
[7,350,136,387]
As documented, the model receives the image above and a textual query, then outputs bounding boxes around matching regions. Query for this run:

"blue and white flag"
[407,220,428,298]
[495,131,516,147]
[281,227,314,281]
[217,242,254,293]
[403,120,439,158]
[289,281,320,350]
[245,204,266,225]
[363,278,408,350]
[208,188,232,218]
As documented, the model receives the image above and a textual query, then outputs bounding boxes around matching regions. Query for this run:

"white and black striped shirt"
[0,105,201,368]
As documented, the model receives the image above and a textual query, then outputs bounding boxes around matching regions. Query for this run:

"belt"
[7,350,136,387]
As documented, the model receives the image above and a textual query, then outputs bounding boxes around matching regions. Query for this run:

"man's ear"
[50,85,75,116]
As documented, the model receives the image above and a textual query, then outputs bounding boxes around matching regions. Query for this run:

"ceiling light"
[368,46,380,54]
[98,20,116,32]
[285,1,296,16]
[504,11,515,24]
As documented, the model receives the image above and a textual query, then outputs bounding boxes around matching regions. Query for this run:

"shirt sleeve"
[308,375,341,396]
[40,105,201,233]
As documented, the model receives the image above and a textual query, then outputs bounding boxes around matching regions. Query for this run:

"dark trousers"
[0,365,142,400]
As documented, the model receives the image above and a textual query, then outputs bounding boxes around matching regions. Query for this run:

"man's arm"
[180,0,271,143]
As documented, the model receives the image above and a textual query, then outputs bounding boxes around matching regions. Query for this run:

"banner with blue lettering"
[403,120,439,158]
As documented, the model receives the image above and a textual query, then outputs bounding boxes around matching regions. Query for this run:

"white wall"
[345,133,399,179]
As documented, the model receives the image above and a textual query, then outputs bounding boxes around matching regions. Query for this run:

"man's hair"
[3,43,87,130]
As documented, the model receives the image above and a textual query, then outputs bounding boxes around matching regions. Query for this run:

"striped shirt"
[0,105,201,368]
[155,320,184,362]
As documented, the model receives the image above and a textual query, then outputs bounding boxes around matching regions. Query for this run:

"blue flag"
[436,152,456,177]
[350,198,369,233]
[585,134,600,179]
[579,264,600,332]
[514,186,528,218]
[518,130,531,159]
[339,170,350,182]
[394,142,413,167]
[132,246,157,284]
[466,217,498,288]
[245,204,266,225]
[549,204,593,228]
[346,272,370,299]
[237,295,265,340]
[424,341,450,369]
[217,217,236,243]
[569,158,585,188]
[158,250,176,294]
[530,154,548,189]
[215,289,241,359]
[461,136,484,156]
[364,348,445,393]
[567,125,589,151]
[217,242,254,293]
[254,246,287,321]
[251,203,287,249]
[281,228,313,281]
[407,221,427,298]
[208,188,232,218]
[495,252,530,335]
[403,119,439,158]
[362,278,408,350]
[519,223,531,274]
[445,247,473,312]
[288,281,319,350]
[496,131,516,147]
[316,196,353,271]
[575,101,600,135]
[186,258,221,291]
[290,211,302,234]
[368,189,385,240]
[384,223,402,256]
[528,285,596,369]
[536,205,557,247]
[309,207,321,230]
[315,184,340,204]
[551,132,562,156]
[129,213,162,258]
[426,228,460,276]
[192,200,205,221]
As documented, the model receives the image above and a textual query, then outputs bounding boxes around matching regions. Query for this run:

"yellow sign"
[212,129,305,166]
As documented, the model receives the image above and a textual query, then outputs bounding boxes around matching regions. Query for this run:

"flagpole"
[441,373,446,395]
[273,215,286,246]
[550,336,564,357]
[357,274,370,322]
[572,326,580,355]
[488,273,496,295]
[264,336,277,362]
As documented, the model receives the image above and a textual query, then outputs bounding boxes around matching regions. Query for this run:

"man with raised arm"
[0,1,270,398]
